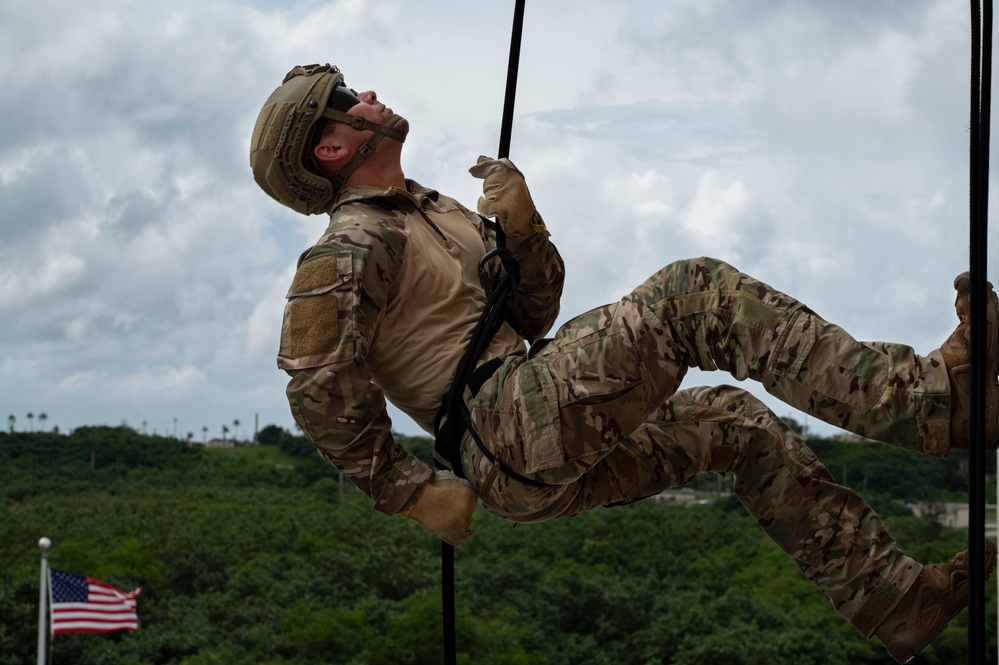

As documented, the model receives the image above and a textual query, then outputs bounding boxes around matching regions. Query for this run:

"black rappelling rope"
[498,0,527,163]
[440,2,527,664]
[968,1,991,664]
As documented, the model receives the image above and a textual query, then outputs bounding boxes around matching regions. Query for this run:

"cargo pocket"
[769,310,888,413]
[515,360,565,474]
[768,309,815,378]
[533,303,654,466]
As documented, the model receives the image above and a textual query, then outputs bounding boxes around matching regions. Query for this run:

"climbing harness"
[967,2,992,662]
[432,3,528,663]
[432,235,552,490]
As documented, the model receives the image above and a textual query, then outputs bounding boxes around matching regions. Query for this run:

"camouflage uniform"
[279,180,564,515]
[280,184,951,634]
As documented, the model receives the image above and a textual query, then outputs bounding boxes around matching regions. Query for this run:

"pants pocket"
[514,360,565,474]
[771,313,888,413]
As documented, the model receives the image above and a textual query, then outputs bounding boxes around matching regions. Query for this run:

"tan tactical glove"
[400,470,477,546]
[468,156,547,236]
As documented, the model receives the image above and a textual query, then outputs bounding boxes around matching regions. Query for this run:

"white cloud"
[55,365,210,402]
[677,171,752,260]
[0,0,989,445]
[245,275,290,363]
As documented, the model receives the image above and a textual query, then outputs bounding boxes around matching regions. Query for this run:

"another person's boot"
[875,541,996,663]
[937,272,999,450]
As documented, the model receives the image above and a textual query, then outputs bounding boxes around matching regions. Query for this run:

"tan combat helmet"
[249,64,406,215]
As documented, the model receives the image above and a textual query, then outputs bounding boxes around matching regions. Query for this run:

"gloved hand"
[468,156,546,236]
[400,470,477,546]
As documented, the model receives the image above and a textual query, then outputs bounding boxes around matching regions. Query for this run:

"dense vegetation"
[0,425,994,664]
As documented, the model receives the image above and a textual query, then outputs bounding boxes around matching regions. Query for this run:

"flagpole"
[37,537,50,665]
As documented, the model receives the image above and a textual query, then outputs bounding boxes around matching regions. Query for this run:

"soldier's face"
[344,90,410,139]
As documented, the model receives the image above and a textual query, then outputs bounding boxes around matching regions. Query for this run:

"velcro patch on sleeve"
[287,254,351,361]
[291,253,339,293]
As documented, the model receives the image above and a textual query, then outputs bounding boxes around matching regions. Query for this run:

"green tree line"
[0,425,993,664]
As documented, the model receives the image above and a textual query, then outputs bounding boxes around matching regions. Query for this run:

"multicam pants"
[459,256,950,633]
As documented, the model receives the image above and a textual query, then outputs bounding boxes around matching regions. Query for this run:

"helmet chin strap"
[321,108,406,193]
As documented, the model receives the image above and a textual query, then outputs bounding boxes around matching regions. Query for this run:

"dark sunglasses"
[328,80,361,112]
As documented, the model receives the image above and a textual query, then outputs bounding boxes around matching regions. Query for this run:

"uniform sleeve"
[470,206,565,339]
[504,226,565,339]
[278,215,433,515]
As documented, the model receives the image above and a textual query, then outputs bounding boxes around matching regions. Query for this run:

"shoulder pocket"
[279,251,357,369]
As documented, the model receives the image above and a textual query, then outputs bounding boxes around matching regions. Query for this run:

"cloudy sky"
[0,0,992,442]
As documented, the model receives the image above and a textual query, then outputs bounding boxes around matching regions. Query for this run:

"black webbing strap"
[432,236,550,489]
[439,3,528,665]
[968,2,992,663]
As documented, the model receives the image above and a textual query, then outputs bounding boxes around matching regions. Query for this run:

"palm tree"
[201,426,208,443]
[232,419,241,442]
[221,424,230,445]
[38,413,48,431]
[25,412,34,432]
[7,414,14,433]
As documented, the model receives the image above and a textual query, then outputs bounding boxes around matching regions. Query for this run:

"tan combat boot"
[938,272,999,450]
[875,540,996,663]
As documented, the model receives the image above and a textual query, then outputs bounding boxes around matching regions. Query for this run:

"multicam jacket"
[278,180,565,515]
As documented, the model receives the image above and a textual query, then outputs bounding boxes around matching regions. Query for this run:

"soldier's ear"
[314,141,351,167]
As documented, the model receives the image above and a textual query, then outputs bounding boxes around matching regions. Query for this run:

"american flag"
[49,569,142,635]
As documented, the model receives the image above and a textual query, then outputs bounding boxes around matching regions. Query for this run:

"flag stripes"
[49,569,141,635]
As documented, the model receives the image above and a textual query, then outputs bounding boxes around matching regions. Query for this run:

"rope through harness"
[435,4,528,664]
